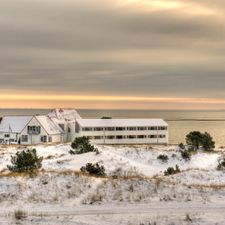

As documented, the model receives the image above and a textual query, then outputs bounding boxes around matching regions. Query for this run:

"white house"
[0,109,169,145]
[48,108,82,142]
[74,118,168,145]
[0,115,64,145]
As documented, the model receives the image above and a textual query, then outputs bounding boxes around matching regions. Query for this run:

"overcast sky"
[0,0,225,109]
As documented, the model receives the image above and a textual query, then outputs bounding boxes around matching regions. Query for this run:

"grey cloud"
[0,0,225,100]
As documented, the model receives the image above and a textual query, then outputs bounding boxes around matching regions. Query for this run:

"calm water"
[1,109,225,146]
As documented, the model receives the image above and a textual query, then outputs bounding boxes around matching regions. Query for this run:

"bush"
[201,132,215,151]
[217,158,225,170]
[157,154,169,162]
[181,150,191,161]
[7,149,43,173]
[186,131,215,151]
[178,142,185,150]
[80,163,106,177]
[14,210,27,220]
[70,136,99,155]
[164,165,180,176]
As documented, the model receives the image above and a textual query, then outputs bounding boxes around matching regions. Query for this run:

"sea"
[0,109,225,146]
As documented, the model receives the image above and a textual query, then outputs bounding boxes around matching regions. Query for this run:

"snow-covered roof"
[0,115,63,134]
[0,116,32,133]
[48,108,82,121]
[35,116,63,135]
[76,119,168,127]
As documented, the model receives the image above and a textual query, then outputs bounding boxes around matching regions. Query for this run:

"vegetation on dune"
[70,136,99,155]
[80,162,106,177]
[164,165,180,176]
[186,131,215,151]
[7,149,43,173]
[157,154,169,163]
[217,157,225,170]
[101,116,112,119]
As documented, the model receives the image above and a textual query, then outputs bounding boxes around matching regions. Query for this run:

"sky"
[0,0,225,109]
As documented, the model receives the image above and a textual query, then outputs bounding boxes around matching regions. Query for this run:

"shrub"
[157,154,169,162]
[70,136,99,155]
[201,132,215,151]
[186,131,215,151]
[181,150,191,161]
[179,142,185,150]
[80,163,106,177]
[14,210,27,220]
[7,149,43,173]
[217,158,225,170]
[101,116,112,119]
[164,165,180,176]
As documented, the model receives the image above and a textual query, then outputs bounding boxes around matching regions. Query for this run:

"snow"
[0,116,32,133]
[0,144,225,224]
[76,118,168,127]
[48,108,82,121]
[35,115,63,134]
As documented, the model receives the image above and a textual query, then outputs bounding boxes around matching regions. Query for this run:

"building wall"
[20,117,61,145]
[75,126,168,145]
[0,132,18,144]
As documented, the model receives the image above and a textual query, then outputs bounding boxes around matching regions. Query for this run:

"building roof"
[48,108,82,121]
[35,116,63,135]
[0,115,63,134]
[0,116,32,133]
[76,119,168,127]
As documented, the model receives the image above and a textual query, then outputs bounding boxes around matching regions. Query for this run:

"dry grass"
[14,210,27,220]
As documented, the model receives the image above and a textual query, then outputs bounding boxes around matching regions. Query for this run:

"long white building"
[0,109,169,145]
[75,118,168,145]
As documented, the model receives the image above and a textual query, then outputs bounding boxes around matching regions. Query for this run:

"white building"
[74,118,168,145]
[0,115,64,145]
[48,108,82,142]
[0,109,169,145]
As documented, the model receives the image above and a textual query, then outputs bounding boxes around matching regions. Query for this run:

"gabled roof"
[0,115,63,134]
[48,108,82,121]
[35,116,64,135]
[76,119,168,127]
[0,116,32,133]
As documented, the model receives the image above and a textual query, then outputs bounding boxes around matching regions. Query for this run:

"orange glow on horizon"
[0,94,225,109]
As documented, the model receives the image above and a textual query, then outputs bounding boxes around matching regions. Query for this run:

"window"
[105,127,115,131]
[137,135,146,139]
[127,135,136,139]
[83,127,93,131]
[94,127,103,131]
[106,136,115,139]
[116,127,126,131]
[4,134,10,138]
[22,135,28,142]
[127,127,136,131]
[68,127,71,133]
[137,127,146,131]
[148,127,157,130]
[159,135,166,138]
[48,136,52,142]
[149,135,157,139]
[158,127,167,130]
[41,136,47,142]
[116,135,124,139]
[28,126,41,134]
[93,136,103,140]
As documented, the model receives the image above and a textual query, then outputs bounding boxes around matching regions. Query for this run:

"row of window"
[27,126,41,135]
[82,126,167,132]
[89,134,166,140]
[21,135,52,142]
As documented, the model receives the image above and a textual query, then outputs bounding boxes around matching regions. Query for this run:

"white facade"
[74,119,168,145]
[0,109,169,145]
[0,115,63,145]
